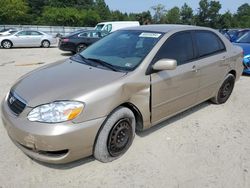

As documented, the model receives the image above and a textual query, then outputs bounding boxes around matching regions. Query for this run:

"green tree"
[83,9,101,26]
[129,11,152,24]
[27,0,47,15]
[111,10,128,21]
[39,7,85,26]
[94,0,111,21]
[196,0,222,28]
[180,3,194,25]
[0,0,29,24]
[235,3,250,28]
[47,0,94,9]
[151,4,166,23]
[165,7,181,24]
[219,11,237,29]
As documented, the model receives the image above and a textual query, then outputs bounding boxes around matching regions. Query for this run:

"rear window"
[236,31,250,43]
[195,31,225,57]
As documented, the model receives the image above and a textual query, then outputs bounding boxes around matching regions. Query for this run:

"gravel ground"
[0,47,250,188]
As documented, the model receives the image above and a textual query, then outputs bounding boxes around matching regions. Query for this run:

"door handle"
[191,65,200,73]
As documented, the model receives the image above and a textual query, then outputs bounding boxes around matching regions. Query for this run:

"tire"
[211,74,235,104]
[2,40,12,49]
[41,40,50,48]
[94,107,136,163]
[76,44,87,53]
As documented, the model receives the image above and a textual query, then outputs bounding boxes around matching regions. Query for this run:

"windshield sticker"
[139,33,161,38]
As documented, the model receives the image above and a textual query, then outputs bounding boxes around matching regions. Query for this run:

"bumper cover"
[1,100,105,164]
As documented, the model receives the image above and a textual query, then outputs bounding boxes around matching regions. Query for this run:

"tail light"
[63,38,69,42]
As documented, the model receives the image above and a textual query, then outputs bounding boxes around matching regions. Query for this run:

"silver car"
[1,25,243,164]
[0,30,57,48]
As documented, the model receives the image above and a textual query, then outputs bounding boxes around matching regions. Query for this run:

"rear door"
[193,31,228,102]
[27,31,43,46]
[150,31,200,125]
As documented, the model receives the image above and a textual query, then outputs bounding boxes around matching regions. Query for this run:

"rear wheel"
[211,74,235,104]
[2,40,12,49]
[76,44,87,53]
[94,107,135,163]
[41,40,50,48]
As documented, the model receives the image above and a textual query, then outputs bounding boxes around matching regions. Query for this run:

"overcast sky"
[105,0,249,14]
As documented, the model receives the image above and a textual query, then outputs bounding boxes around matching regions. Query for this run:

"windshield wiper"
[86,58,119,72]
[70,54,93,66]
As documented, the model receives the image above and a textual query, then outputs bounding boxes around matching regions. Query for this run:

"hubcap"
[107,118,133,157]
[220,80,233,98]
[3,41,11,48]
[43,41,49,47]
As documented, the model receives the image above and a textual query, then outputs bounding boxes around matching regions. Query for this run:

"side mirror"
[153,59,177,71]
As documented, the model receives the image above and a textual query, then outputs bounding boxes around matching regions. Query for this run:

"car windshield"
[80,30,163,71]
[236,31,250,43]
[95,24,104,31]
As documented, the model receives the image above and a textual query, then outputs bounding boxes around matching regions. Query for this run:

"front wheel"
[211,74,235,104]
[2,40,12,49]
[94,107,135,163]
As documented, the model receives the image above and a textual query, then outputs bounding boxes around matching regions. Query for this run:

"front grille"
[7,92,26,115]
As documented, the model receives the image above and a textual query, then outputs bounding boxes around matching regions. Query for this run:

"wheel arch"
[93,102,144,154]
[120,102,144,132]
[75,43,87,52]
[228,69,236,78]
[1,39,13,47]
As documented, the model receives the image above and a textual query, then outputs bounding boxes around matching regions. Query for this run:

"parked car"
[0,30,57,48]
[228,29,250,42]
[0,28,18,36]
[233,31,250,74]
[1,25,243,164]
[59,30,109,53]
[95,21,140,33]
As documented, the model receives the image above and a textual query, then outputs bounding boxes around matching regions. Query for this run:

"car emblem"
[9,96,16,104]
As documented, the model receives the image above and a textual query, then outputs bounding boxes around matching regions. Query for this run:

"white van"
[94,21,140,33]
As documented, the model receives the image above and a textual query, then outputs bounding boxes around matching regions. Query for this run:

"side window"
[16,31,27,36]
[92,31,101,38]
[103,24,112,32]
[78,32,89,37]
[195,31,225,57]
[30,31,42,36]
[154,32,194,66]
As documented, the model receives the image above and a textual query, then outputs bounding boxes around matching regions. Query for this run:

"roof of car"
[124,24,209,33]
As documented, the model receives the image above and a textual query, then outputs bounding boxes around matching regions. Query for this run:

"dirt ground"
[0,47,250,188]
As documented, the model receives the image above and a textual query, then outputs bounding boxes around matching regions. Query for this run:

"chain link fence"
[0,25,94,36]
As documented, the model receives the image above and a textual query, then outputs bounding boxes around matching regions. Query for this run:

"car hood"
[233,43,250,56]
[12,59,126,107]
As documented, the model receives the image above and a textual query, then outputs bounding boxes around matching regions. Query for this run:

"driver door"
[13,31,29,47]
[151,31,200,125]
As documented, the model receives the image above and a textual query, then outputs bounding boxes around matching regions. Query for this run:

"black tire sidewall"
[217,74,235,104]
[2,40,12,49]
[42,40,50,48]
[94,107,135,163]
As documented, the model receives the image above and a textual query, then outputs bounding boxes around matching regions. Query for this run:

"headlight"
[27,101,84,123]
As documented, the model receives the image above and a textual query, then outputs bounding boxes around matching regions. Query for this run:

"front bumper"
[1,99,105,164]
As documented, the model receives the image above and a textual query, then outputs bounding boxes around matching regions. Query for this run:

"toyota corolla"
[1,25,243,164]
